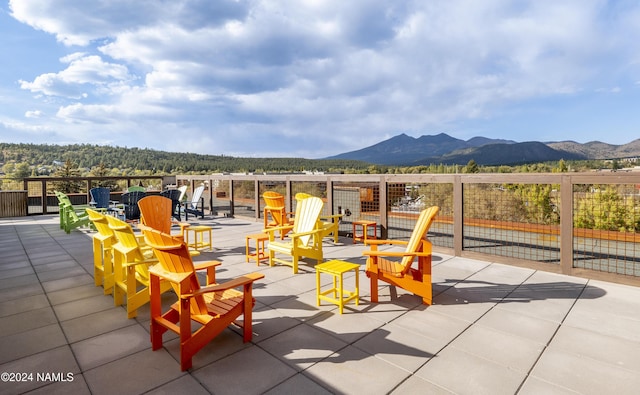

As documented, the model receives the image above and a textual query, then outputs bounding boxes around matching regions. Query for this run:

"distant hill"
[415,141,585,166]
[327,133,640,166]
[327,133,517,165]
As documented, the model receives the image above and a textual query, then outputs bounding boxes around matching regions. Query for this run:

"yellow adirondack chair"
[106,215,169,318]
[362,206,439,305]
[85,209,117,295]
[265,195,324,273]
[295,193,342,243]
[140,226,264,371]
[263,191,293,240]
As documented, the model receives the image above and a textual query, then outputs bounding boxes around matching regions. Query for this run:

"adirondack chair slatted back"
[86,208,114,237]
[160,189,182,221]
[263,191,287,225]
[292,195,324,246]
[121,191,146,221]
[90,187,111,209]
[139,196,173,234]
[105,215,151,281]
[400,206,439,274]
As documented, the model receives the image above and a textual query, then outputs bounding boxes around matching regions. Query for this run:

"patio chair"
[265,195,324,274]
[55,191,93,234]
[138,195,199,256]
[121,190,146,222]
[89,187,121,215]
[295,192,342,244]
[106,215,168,318]
[85,208,117,294]
[128,185,146,192]
[362,206,439,305]
[140,226,264,371]
[183,185,205,220]
[263,191,294,240]
[160,189,182,221]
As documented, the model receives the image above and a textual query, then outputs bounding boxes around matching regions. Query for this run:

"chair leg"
[370,275,379,303]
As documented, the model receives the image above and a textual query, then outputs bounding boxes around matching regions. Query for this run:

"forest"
[0,142,620,180]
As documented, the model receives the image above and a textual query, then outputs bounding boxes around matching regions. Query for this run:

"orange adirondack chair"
[265,195,324,273]
[140,226,265,371]
[263,191,293,239]
[362,206,439,305]
[138,195,190,240]
[85,208,116,294]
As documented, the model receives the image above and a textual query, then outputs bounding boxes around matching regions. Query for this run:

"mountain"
[327,133,516,165]
[547,139,640,159]
[415,141,586,166]
[327,133,640,166]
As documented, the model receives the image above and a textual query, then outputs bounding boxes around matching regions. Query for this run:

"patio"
[1,214,639,394]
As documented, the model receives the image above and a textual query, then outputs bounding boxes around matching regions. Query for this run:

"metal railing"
[8,172,639,286]
[17,176,173,215]
[176,172,640,286]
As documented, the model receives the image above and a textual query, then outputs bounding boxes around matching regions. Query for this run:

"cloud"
[7,0,640,156]
[19,53,133,99]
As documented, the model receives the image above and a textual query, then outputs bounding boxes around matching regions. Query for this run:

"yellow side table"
[245,232,269,265]
[316,259,360,314]
[185,225,213,251]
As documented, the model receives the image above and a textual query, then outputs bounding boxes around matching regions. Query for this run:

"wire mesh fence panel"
[232,180,256,218]
[463,183,561,264]
[387,182,453,248]
[332,182,380,238]
[211,178,231,216]
[291,181,329,215]
[573,184,640,275]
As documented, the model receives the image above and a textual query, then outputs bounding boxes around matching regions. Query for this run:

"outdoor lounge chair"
[183,185,205,220]
[160,189,183,221]
[265,195,324,274]
[263,191,294,239]
[85,208,117,294]
[140,226,264,371]
[106,215,168,318]
[55,191,93,233]
[121,190,146,222]
[295,192,342,244]
[362,206,439,305]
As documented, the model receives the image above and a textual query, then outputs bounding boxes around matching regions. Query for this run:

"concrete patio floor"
[1,214,640,395]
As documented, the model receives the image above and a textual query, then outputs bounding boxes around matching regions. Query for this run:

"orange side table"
[245,233,269,265]
[352,220,377,244]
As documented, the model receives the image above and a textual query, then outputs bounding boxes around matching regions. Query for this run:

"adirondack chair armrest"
[193,260,221,271]
[320,214,343,222]
[183,272,266,299]
[193,260,221,284]
[363,250,427,258]
[263,225,295,241]
[122,258,158,268]
[263,224,294,233]
[149,264,191,284]
[365,239,409,247]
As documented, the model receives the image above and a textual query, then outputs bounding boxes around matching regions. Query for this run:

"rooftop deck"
[1,214,639,394]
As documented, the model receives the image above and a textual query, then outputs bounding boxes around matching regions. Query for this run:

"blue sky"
[1,1,639,159]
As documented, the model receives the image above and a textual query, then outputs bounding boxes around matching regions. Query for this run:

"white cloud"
[25,110,43,118]
[7,0,640,155]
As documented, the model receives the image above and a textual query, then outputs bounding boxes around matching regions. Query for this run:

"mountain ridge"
[327,133,640,166]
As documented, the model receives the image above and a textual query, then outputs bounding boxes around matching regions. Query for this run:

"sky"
[1,1,639,159]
